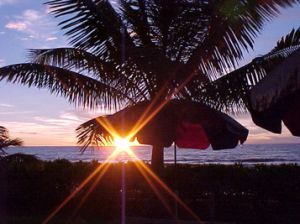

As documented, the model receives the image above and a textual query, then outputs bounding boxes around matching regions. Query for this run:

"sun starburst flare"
[43,75,202,223]
[114,136,135,153]
[43,135,203,224]
[43,134,137,224]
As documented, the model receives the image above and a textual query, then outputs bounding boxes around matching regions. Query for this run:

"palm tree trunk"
[151,145,164,174]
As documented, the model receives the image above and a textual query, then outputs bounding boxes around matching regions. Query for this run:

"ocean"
[6,144,300,165]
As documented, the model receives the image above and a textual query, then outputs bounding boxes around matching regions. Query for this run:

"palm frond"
[0,63,134,109]
[120,0,151,46]
[119,0,300,88]
[29,48,151,101]
[250,48,300,111]
[29,48,104,75]
[184,0,300,79]
[264,27,300,59]
[46,0,133,56]
[3,138,23,147]
[0,126,9,140]
[76,116,110,150]
[0,126,23,153]
[190,27,300,113]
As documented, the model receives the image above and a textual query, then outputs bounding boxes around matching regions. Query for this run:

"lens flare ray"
[71,161,113,218]
[126,150,204,224]
[43,69,201,223]
[42,149,120,224]
[133,161,175,217]
[126,72,196,142]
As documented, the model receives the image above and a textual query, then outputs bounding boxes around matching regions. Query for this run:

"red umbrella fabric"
[249,49,300,136]
[77,100,248,150]
[176,122,210,149]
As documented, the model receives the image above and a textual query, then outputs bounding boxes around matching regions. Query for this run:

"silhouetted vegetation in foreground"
[0,154,300,224]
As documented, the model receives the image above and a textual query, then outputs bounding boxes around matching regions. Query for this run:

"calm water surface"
[7,144,300,165]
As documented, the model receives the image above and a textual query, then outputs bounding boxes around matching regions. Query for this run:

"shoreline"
[3,152,300,167]
[5,144,300,165]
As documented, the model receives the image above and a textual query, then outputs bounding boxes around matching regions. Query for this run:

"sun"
[114,136,132,153]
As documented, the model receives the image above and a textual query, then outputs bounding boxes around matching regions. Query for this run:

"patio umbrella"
[249,48,300,136]
[77,100,248,150]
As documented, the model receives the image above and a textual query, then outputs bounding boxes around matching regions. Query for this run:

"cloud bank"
[4,8,66,47]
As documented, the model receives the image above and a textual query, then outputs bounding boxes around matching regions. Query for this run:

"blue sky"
[0,0,300,146]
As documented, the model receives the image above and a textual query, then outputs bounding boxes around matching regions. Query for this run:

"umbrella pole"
[174,144,178,220]
[174,144,177,166]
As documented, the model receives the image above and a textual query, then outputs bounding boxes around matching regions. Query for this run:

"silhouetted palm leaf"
[250,49,300,111]
[0,126,23,154]
[191,28,300,112]
[0,63,135,109]
[46,0,133,56]
[29,48,150,101]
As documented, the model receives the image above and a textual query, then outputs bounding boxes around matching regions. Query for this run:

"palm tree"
[0,126,23,155]
[0,0,299,169]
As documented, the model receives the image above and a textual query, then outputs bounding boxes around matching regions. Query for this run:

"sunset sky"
[0,0,300,146]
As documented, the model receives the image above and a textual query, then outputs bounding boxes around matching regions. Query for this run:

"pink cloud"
[46,36,58,41]
[5,21,27,31]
